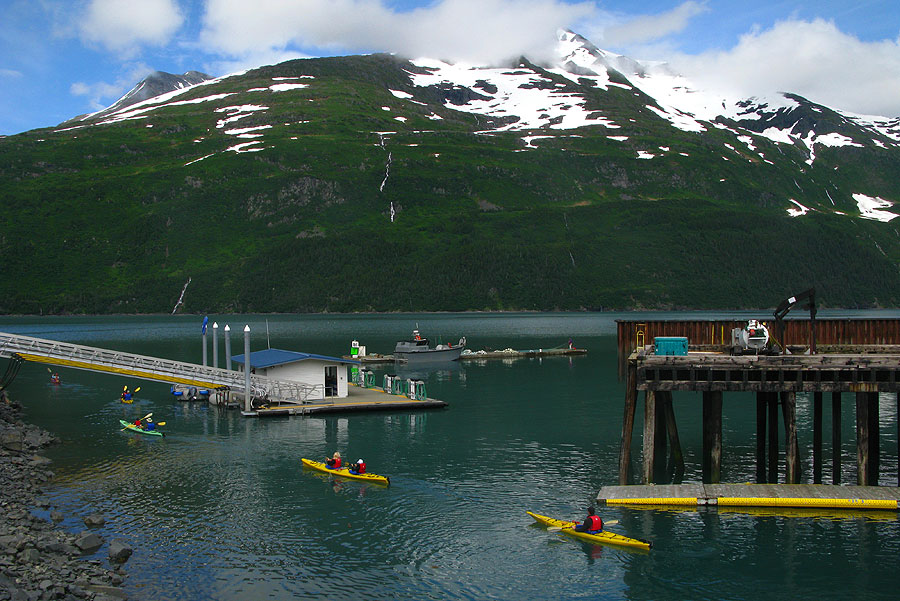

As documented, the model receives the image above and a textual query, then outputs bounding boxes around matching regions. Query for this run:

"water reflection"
[5,312,900,601]
[390,359,462,381]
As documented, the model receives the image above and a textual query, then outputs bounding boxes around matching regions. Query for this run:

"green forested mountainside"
[0,53,898,314]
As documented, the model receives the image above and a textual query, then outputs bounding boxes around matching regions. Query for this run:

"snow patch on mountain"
[269,83,309,92]
[215,105,269,128]
[224,125,271,138]
[853,194,898,222]
[407,58,619,132]
[841,112,900,143]
[787,199,811,217]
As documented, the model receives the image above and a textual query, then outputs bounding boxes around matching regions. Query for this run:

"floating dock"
[597,483,900,510]
[346,347,587,363]
[241,383,447,417]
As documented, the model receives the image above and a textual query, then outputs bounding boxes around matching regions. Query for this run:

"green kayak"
[119,419,164,437]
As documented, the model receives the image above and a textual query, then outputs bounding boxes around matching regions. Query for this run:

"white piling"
[224,325,232,371]
[244,325,251,412]
[212,322,219,368]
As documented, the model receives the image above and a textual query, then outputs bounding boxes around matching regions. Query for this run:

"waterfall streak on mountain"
[380,151,392,192]
[171,277,191,314]
[377,132,394,222]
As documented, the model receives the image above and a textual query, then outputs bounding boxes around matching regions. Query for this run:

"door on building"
[325,365,337,397]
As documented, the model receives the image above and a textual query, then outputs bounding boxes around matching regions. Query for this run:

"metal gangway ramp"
[0,331,320,404]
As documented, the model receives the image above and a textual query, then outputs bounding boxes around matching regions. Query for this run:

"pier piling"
[767,392,778,483]
[755,393,767,483]
[781,391,800,484]
[618,362,637,485]
[832,392,842,485]
[702,391,723,483]
[813,392,822,484]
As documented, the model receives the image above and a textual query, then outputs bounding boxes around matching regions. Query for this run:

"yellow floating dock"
[598,483,900,511]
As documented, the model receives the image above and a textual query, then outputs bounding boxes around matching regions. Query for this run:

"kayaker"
[145,417,156,431]
[573,506,603,534]
[349,459,366,475]
[325,452,342,469]
[133,418,143,429]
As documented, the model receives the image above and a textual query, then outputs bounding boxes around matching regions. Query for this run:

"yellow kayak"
[300,458,389,485]
[527,511,651,551]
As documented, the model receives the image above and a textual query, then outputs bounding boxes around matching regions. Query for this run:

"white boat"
[394,329,466,362]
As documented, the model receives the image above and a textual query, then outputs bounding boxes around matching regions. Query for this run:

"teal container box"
[654,337,688,356]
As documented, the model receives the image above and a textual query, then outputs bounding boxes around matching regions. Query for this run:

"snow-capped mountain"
[8,29,896,314]
[68,29,900,227]
[66,70,212,125]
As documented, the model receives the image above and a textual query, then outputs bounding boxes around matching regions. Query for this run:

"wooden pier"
[616,318,900,489]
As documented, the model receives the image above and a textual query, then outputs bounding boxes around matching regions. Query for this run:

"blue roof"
[231,348,359,369]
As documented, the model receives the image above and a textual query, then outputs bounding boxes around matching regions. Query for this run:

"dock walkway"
[0,331,317,403]
[241,383,447,417]
[598,483,900,510]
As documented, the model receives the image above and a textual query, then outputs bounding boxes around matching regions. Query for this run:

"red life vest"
[357,461,366,474]
[333,458,342,468]
[586,515,603,531]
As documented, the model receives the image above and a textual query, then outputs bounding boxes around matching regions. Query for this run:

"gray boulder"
[73,531,103,552]
[107,539,133,563]
[0,430,23,452]
[83,514,105,528]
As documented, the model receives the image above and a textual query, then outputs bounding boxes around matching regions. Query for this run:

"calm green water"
[4,312,900,601]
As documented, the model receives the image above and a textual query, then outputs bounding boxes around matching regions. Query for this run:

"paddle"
[120,386,140,403]
[548,520,619,532]
[121,412,153,431]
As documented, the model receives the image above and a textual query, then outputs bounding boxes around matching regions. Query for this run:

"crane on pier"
[773,288,817,355]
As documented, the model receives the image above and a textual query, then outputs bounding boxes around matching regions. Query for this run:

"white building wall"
[260,360,351,398]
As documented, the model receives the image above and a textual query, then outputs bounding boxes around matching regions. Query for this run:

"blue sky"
[1,0,899,136]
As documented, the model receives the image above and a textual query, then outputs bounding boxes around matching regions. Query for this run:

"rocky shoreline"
[0,396,131,601]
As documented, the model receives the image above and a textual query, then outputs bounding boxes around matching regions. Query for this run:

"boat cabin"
[231,349,359,399]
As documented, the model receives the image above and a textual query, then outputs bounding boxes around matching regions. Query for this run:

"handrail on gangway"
[0,331,319,404]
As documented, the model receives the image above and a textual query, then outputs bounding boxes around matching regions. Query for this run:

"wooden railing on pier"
[617,318,900,377]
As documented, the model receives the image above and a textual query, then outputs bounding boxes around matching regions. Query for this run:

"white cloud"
[77,0,184,56]
[670,18,900,117]
[203,50,312,82]
[71,63,156,110]
[199,0,594,65]
[0,68,24,78]
[601,1,707,47]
